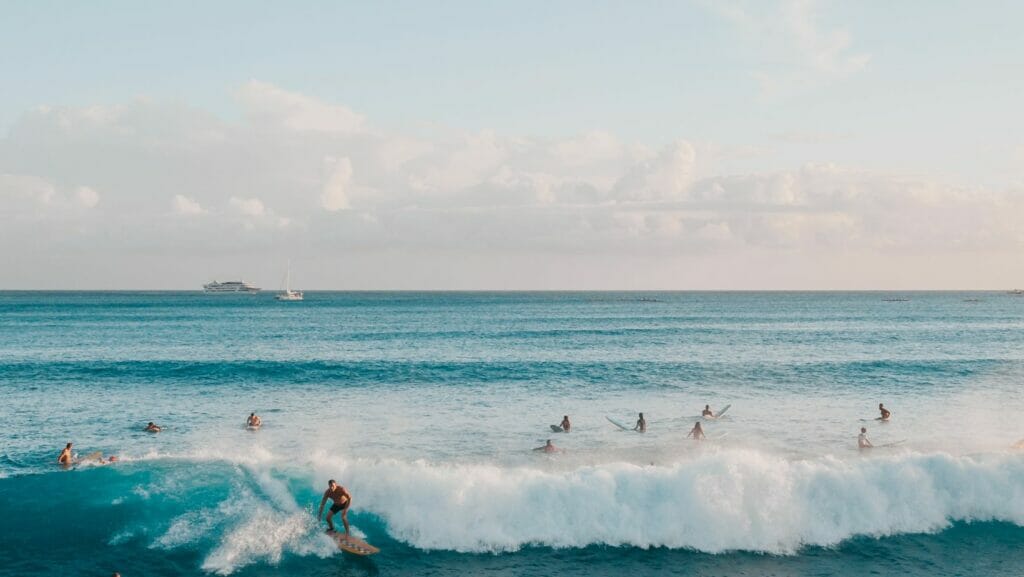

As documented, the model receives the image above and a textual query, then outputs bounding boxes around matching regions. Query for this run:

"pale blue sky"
[1,1,1023,288]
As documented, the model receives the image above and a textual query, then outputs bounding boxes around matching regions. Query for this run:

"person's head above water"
[639,413,644,418]
[563,415,569,420]
[328,479,337,489]
[546,439,553,445]
[66,442,72,449]
[705,405,710,410]
[148,422,154,426]
[879,403,884,408]
[861,427,867,433]
[250,412,255,416]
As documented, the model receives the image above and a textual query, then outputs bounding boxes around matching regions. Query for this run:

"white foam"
[328,449,1024,554]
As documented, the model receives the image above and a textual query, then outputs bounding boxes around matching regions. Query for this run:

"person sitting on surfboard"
[246,412,262,428]
[560,416,571,433]
[878,404,891,421]
[145,422,162,433]
[687,421,706,441]
[858,427,873,449]
[319,479,352,534]
[534,439,559,453]
[702,405,714,418]
[634,413,646,433]
[58,442,73,466]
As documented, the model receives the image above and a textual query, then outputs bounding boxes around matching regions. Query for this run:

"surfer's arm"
[317,492,328,517]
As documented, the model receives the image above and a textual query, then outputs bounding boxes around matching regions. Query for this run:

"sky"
[1,0,1023,289]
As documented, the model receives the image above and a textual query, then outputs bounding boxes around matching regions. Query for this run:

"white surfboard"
[711,404,731,418]
[606,416,633,431]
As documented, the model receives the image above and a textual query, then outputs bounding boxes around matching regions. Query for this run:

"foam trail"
[325,450,1024,554]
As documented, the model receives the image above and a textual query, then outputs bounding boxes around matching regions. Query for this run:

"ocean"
[1,291,1023,576]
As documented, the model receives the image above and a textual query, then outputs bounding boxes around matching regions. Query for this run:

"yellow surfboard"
[328,530,380,556]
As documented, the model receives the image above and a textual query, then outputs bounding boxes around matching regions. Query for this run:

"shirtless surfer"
[858,427,873,449]
[634,413,647,433]
[246,412,262,428]
[702,405,714,418]
[318,479,352,534]
[878,403,891,421]
[145,422,162,433]
[687,421,706,441]
[58,442,73,466]
[534,439,559,453]
[560,416,571,432]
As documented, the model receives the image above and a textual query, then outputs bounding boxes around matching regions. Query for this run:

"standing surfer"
[246,412,262,428]
[702,405,715,418]
[318,479,352,534]
[58,442,73,466]
[560,415,571,432]
[634,413,647,433]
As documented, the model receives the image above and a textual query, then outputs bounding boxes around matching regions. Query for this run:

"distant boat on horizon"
[203,280,260,293]
[275,261,303,301]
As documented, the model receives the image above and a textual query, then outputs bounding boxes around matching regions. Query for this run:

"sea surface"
[1,291,1023,576]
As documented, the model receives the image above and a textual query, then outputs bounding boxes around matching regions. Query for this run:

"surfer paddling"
[145,422,162,433]
[634,412,647,433]
[560,415,571,432]
[58,442,73,466]
[319,479,352,534]
[878,403,891,421]
[687,421,706,441]
[534,439,560,453]
[858,427,873,449]
[246,412,262,428]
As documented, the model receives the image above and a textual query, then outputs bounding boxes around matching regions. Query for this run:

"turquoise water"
[2,291,1024,576]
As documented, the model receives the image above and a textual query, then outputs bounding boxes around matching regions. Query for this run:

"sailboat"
[275,261,304,301]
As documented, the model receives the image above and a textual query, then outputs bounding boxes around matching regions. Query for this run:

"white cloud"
[75,186,99,208]
[238,80,365,133]
[173,194,206,215]
[1,81,1021,288]
[321,156,353,211]
[229,196,266,216]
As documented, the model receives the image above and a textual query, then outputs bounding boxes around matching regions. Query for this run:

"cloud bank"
[1,81,1021,289]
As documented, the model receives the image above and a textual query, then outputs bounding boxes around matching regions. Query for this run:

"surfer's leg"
[341,508,350,534]
[325,509,336,531]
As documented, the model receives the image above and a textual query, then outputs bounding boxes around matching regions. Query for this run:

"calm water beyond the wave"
[1,291,1023,576]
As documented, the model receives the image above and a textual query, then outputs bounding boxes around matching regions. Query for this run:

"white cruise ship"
[203,280,261,293]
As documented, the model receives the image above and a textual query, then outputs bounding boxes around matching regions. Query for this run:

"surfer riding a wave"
[319,479,352,534]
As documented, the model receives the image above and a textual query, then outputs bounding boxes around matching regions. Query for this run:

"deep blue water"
[1,291,1023,576]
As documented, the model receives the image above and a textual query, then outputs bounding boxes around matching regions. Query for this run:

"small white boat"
[275,261,303,301]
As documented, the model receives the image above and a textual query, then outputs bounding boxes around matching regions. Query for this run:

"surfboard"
[328,531,380,556]
[704,404,731,419]
[245,424,261,431]
[878,440,906,448]
[75,451,104,464]
[550,425,564,433]
[605,416,633,431]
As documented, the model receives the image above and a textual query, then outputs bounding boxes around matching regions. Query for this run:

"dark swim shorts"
[330,502,349,514]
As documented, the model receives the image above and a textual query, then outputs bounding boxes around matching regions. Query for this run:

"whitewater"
[2,291,1024,576]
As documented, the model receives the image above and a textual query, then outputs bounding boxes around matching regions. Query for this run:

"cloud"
[321,156,353,211]
[173,194,206,215]
[238,80,365,133]
[1,81,1021,288]
[75,186,99,208]
[229,196,266,217]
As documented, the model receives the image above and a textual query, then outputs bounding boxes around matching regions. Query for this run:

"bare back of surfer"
[318,479,351,534]
[702,405,714,418]
[878,403,891,421]
[145,422,161,433]
[634,413,646,433]
[58,442,73,466]
[858,427,873,449]
[687,421,706,440]
[560,416,571,432]
[247,412,261,428]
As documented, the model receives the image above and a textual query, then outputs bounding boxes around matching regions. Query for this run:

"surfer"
[858,427,873,449]
[58,442,73,466]
[634,413,647,433]
[247,412,262,428]
[878,403,891,421]
[560,416,571,432]
[318,479,352,534]
[145,422,162,433]
[687,421,706,441]
[534,439,559,453]
[702,405,714,418]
